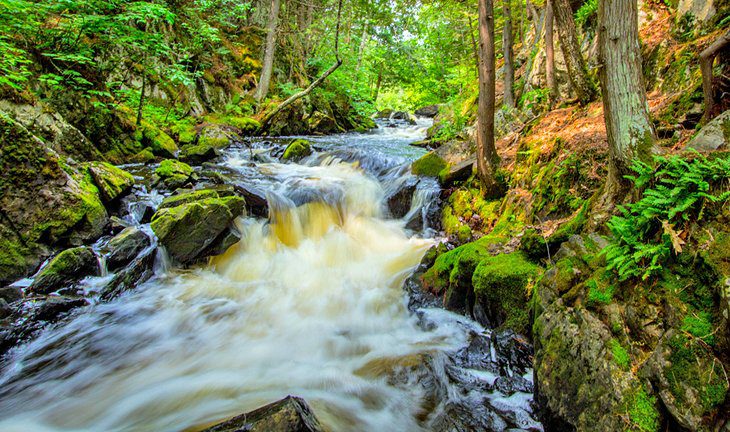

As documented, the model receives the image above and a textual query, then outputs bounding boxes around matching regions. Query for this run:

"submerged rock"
[386,177,418,219]
[150,189,245,263]
[88,162,135,203]
[202,396,324,432]
[28,247,99,295]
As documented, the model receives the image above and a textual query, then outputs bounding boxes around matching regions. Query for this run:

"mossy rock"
[180,143,218,165]
[136,123,178,158]
[87,162,135,203]
[29,246,98,295]
[150,189,245,263]
[472,252,540,334]
[411,151,447,178]
[227,116,261,134]
[158,189,223,210]
[131,148,155,164]
[282,139,312,161]
[106,227,151,271]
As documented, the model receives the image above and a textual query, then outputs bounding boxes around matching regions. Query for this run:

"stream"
[0,118,541,431]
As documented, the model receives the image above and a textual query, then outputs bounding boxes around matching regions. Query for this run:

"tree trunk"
[254,0,282,103]
[260,0,344,130]
[477,0,501,194]
[598,0,655,198]
[356,24,368,74]
[502,0,515,108]
[700,30,730,122]
[553,0,595,105]
[545,0,558,102]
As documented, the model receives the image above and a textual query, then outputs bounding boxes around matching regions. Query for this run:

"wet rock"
[282,139,313,162]
[494,374,533,395]
[392,111,417,124]
[109,216,131,234]
[386,178,418,219]
[412,152,448,178]
[87,162,135,203]
[155,159,195,190]
[202,396,324,432]
[0,114,108,285]
[151,189,245,264]
[202,227,241,257]
[374,109,394,119]
[493,330,533,376]
[415,104,439,118]
[28,247,99,295]
[685,109,729,152]
[106,227,152,271]
[100,248,155,301]
[180,142,218,165]
[234,185,269,218]
[0,285,22,304]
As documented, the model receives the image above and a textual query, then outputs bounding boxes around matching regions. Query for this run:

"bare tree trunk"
[700,30,730,122]
[553,0,596,105]
[477,0,501,194]
[545,0,558,102]
[254,0,282,103]
[502,0,515,108]
[356,24,368,74]
[373,62,383,102]
[260,0,344,130]
[598,0,655,199]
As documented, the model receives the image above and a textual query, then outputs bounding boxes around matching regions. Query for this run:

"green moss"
[521,229,548,261]
[198,134,230,149]
[411,152,447,177]
[609,338,630,370]
[547,199,591,246]
[627,388,660,432]
[137,123,178,158]
[170,119,198,145]
[667,334,728,411]
[132,148,155,163]
[586,277,616,307]
[87,162,135,203]
[159,189,221,209]
[472,252,540,333]
[156,159,193,179]
[282,139,312,161]
[681,311,715,346]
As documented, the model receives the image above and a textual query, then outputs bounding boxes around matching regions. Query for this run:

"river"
[0,119,541,431]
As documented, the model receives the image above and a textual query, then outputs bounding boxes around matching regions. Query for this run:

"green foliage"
[519,88,550,112]
[681,311,715,345]
[575,0,598,31]
[628,388,660,432]
[586,278,616,307]
[609,339,630,370]
[603,154,730,281]
[411,152,447,177]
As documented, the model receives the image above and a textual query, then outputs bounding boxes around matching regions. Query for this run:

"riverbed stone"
[415,104,439,118]
[29,247,99,295]
[386,177,418,219]
[106,227,151,271]
[151,189,245,264]
[155,159,194,189]
[282,139,312,161]
[202,396,324,432]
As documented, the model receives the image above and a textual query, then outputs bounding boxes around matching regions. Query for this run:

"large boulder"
[28,247,99,295]
[88,162,135,203]
[415,104,439,118]
[155,159,195,189]
[685,109,729,152]
[202,396,324,432]
[150,189,245,263]
[0,114,108,284]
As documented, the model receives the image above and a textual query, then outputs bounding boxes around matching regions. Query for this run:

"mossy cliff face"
[0,114,108,284]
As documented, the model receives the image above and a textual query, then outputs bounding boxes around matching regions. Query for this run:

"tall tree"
[476,0,500,194]
[598,0,655,197]
[552,0,595,105]
[254,0,282,103]
[545,0,558,102]
[502,0,515,108]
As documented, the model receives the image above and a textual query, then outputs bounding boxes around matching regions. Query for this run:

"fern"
[604,153,730,281]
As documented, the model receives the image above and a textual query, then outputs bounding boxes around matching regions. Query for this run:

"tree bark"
[260,0,344,130]
[477,0,501,194]
[373,62,383,102]
[700,30,730,122]
[598,0,655,198]
[254,0,282,103]
[545,0,558,102]
[502,0,515,108]
[553,0,596,105]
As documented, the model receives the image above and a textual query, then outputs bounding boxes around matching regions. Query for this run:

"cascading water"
[0,119,541,431]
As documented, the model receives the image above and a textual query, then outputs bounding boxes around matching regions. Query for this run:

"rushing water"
[0,119,540,431]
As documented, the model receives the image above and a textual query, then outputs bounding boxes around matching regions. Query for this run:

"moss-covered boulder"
[151,189,245,263]
[472,252,540,334]
[282,139,312,161]
[0,114,108,284]
[87,162,135,203]
[155,159,194,189]
[29,247,99,295]
[180,142,218,165]
[136,123,178,158]
[411,151,448,178]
